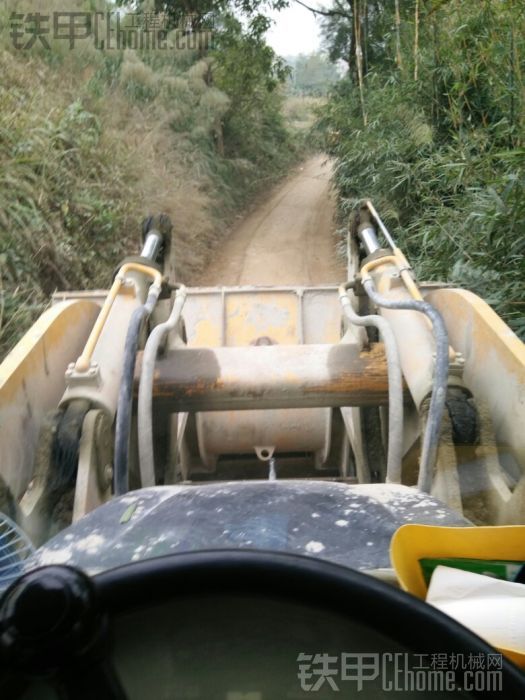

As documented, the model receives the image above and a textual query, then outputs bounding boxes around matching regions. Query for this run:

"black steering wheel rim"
[96,549,524,695]
[1,549,524,698]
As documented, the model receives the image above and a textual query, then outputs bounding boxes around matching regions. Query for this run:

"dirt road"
[197,154,345,286]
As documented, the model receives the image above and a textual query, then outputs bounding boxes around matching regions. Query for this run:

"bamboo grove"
[317,0,525,338]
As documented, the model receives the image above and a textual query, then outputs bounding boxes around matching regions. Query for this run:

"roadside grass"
[283,96,325,130]
[0,7,301,357]
[318,78,525,339]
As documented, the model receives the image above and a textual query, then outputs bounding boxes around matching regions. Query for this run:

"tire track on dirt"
[195,154,345,286]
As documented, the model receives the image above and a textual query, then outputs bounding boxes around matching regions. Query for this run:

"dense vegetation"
[316,0,525,338]
[2,0,522,355]
[0,0,300,356]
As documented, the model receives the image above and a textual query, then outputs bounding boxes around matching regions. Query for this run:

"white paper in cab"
[426,565,525,651]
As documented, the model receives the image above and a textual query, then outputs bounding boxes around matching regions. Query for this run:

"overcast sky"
[265,1,324,57]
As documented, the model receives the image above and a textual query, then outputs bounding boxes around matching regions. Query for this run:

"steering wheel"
[0,550,523,699]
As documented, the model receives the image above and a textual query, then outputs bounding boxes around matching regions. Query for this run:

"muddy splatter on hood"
[28,481,468,578]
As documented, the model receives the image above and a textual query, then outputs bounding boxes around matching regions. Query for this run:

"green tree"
[212,13,290,159]
[116,0,287,31]
[289,53,339,95]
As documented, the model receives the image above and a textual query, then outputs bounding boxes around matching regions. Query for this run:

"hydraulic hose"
[138,285,187,488]
[114,285,161,496]
[362,279,449,493]
[338,284,404,483]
